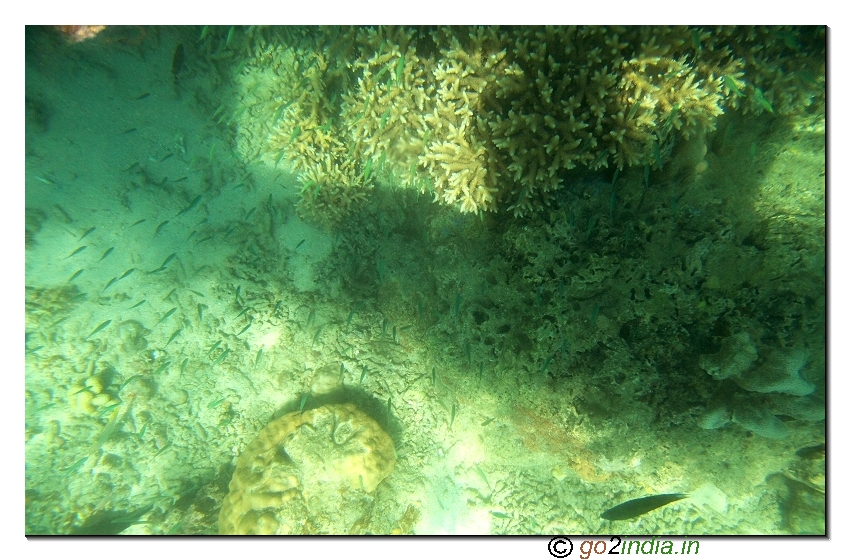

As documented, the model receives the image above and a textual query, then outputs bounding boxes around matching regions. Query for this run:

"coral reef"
[238,26,824,221]
[219,403,395,534]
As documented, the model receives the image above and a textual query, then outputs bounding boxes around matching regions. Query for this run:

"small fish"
[490,511,511,520]
[66,246,87,259]
[154,220,170,237]
[167,520,185,535]
[235,307,250,320]
[690,28,702,53]
[153,441,173,459]
[254,349,263,368]
[236,322,252,336]
[207,340,222,357]
[212,348,230,365]
[272,300,282,316]
[129,299,146,309]
[61,457,88,478]
[54,204,74,223]
[753,87,775,114]
[79,227,96,240]
[99,247,114,261]
[97,402,121,417]
[299,394,308,413]
[723,75,744,97]
[68,269,84,283]
[475,465,490,488]
[139,423,148,438]
[600,493,688,521]
[103,277,119,292]
[119,268,136,280]
[208,397,227,409]
[431,366,436,386]
[134,92,150,100]
[150,252,178,274]
[85,320,112,340]
[395,52,405,83]
[189,289,205,298]
[360,366,368,384]
[156,307,178,325]
[162,288,176,301]
[152,361,172,376]
[295,239,306,250]
[312,325,324,345]
[165,327,183,347]
[541,354,553,376]
[180,357,189,376]
[123,128,138,135]
[287,125,301,146]
[481,417,495,427]
[177,195,203,217]
[171,43,185,81]
[130,219,147,228]
[449,402,457,429]
[119,374,143,391]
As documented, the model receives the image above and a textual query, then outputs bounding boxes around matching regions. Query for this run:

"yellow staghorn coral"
[234,25,824,221]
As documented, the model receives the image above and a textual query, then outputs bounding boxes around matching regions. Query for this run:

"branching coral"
[243,25,824,222]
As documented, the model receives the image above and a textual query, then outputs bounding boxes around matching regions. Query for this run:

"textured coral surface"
[219,403,395,534]
[230,26,825,220]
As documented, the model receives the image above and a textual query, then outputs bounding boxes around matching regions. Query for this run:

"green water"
[24,25,825,535]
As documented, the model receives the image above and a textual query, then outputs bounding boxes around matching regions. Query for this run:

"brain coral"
[219,403,396,534]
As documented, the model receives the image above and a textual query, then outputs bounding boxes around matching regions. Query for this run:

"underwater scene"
[24,26,825,535]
